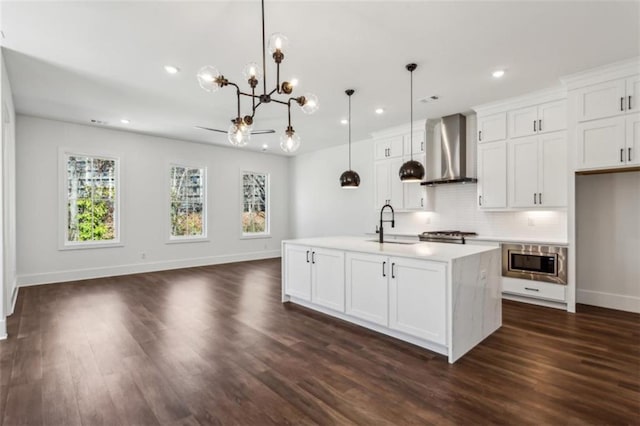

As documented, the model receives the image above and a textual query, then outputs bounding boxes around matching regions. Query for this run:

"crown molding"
[472,85,567,117]
[561,56,640,91]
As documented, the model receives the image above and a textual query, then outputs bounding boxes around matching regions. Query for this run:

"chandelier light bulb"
[197,65,221,92]
[228,122,250,147]
[268,33,289,54]
[242,62,263,80]
[300,93,319,115]
[280,128,301,153]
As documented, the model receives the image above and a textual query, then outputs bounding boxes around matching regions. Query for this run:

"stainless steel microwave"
[501,244,567,285]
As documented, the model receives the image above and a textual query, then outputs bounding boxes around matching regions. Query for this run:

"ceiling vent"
[419,95,440,104]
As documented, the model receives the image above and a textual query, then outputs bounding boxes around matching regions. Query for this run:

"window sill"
[166,237,210,245]
[240,234,272,240]
[59,241,124,251]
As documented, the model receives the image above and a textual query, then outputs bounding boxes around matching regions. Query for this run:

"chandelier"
[196,0,319,153]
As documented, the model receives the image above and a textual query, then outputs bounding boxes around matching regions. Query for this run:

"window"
[242,171,269,236]
[65,154,119,246]
[170,165,206,239]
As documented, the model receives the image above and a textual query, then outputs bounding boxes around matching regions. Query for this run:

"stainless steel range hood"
[421,113,477,186]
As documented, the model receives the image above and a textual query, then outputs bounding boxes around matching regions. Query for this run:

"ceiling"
[1,1,639,155]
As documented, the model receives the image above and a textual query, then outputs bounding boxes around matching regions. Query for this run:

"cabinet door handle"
[621,148,624,163]
[391,263,396,279]
[382,261,386,277]
[421,141,424,151]
[629,95,632,110]
[524,287,540,292]
[533,120,537,132]
[539,193,542,204]
[479,195,482,206]
[420,197,424,207]
[538,119,542,131]
[306,250,309,263]
[534,193,537,204]
[629,148,632,162]
[621,97,625,112]
[311,251,315,264]
[478,130,482,141]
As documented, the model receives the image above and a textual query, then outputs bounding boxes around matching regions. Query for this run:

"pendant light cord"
[348,94,352,170]
[261,0,267,95]
[410,67,414,161]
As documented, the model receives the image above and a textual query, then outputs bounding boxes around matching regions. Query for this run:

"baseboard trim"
[0,319,6,340]
[576,289,640,313]
[502,294,568,311]
[9,284,18,316]
[17,250,281,287]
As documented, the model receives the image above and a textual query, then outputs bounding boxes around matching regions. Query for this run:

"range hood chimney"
[421,113,478,186]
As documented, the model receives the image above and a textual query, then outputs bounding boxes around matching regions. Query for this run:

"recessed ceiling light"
[120,119,130,124]
[262,144,269,151]
[340,119,348,125]
[290,78,299,87]
[164,65,180,74]
[375,108,384,114]
[492,69,505,78]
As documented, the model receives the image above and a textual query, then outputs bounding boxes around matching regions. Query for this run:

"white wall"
[16,115,290,286]
[290,138,375,238]
[1,48,17,338]
[576,171,640,313]
[290,114,567,242]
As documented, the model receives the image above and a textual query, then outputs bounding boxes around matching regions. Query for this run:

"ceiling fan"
[194,126,275,135]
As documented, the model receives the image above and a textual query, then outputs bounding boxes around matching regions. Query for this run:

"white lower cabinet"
[389,258,447,344]
[311,248,345,312]
[345,252,389,326]
[284,245,312,300]
[345,252,447,342]
[502,278,566,302]
[284,244,345,311]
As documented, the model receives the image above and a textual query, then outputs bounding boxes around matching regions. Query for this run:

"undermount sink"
[366,239,418,245]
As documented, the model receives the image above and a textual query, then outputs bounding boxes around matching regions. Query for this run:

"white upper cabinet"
[509,100,567,138]
[575,79,627,122]
[627,76,640,113]
[508,106,538,138]
[576,116,626,169]
[402,154,432,210]
[509,137,539,207]
[625,113,640,166]
[509,132,567,208]
[374,157,404,209]
[477,140,507,209]
[477,112,507,143]
[539,132,568,207]
[374,135,403,160]
[538,100,567,134]
[403,131,426,155]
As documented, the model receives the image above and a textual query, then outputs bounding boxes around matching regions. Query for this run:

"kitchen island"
[281,236,502,363]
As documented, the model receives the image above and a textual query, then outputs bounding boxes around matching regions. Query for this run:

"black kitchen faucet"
[377,204,395,243]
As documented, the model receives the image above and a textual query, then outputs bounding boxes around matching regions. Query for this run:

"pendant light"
[399,63,425,182]
[339,89,361,189]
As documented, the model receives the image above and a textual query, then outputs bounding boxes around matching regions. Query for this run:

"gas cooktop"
[419,231,478,244]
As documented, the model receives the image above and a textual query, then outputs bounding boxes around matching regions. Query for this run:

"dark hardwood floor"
[0,258,638,425]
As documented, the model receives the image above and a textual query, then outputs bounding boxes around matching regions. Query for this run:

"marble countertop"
[363,232,568,246]
[282,236,499,263]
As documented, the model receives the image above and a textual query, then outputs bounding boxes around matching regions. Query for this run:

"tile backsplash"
[394,184,567,241]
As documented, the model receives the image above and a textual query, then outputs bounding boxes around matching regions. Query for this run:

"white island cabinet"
[282,237,502,364]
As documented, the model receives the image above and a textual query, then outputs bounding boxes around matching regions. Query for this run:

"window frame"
[58,149,122,250]
[240,170,271,239]
[166,162,208,244]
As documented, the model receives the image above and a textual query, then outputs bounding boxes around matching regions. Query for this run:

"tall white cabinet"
[475,89,568,210]
[372,123,433,212]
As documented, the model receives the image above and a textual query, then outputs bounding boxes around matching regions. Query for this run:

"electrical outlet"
[426,216,431,224]
[140,252,146,260]
[528,217,535,226]
[480,270,487,280]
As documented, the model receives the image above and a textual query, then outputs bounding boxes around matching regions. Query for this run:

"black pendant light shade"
[340,169,361,188]
[340,89,361,189]
[399,63,425,182]
[398,160,424,182]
